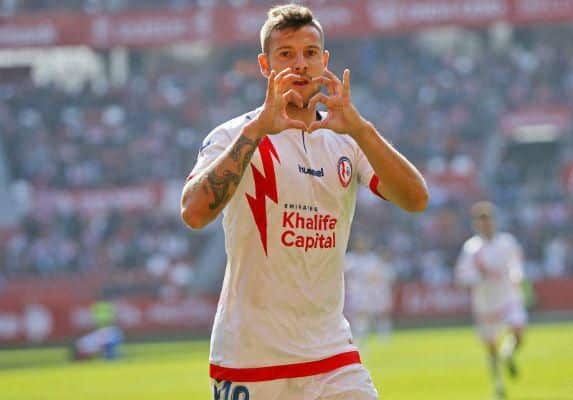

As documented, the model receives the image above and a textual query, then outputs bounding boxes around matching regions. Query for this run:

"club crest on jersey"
[337,156,352,188]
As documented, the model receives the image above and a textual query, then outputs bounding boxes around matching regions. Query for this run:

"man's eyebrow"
[273,45,321,52]
[273,46,294,52]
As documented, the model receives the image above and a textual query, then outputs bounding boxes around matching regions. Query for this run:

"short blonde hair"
[260,4,325,54]
[471,201,495,219]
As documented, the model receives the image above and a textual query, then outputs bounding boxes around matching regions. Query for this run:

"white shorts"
[476,302,528,342]
[211,364,379,400]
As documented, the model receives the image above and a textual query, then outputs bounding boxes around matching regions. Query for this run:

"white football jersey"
[455,232,524,317]
[345,251,395,313]
[189,109,383,381]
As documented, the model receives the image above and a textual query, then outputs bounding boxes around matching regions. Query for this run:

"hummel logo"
[199,139,212,153]
[298,165,324,177]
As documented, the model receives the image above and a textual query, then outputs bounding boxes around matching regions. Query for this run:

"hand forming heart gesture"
[253,67,367,138]
[253,67,309,136]
[307,68,367,136]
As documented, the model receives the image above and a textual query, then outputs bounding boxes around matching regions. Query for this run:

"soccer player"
[71,299,123,361]
[455,201,527,399]
[181,4,428,399]
[345,235,396,348]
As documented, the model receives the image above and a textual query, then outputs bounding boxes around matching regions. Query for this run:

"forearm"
[352,121,429,212]
[181,122,263,229]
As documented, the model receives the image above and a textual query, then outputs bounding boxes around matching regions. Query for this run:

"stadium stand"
[1,27,572,282]
[0,1,572,343]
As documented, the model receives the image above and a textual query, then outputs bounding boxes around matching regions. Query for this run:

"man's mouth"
[292,79,310,86]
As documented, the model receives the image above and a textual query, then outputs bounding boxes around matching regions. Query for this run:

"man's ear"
[258,53,271,78]
[323,50,329,69]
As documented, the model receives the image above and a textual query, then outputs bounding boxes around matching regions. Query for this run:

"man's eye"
[280,51,291,57]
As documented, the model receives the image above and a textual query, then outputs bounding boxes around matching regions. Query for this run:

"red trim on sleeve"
[186,174,193,182]
[209,350,361,382]
[369,175,386,200]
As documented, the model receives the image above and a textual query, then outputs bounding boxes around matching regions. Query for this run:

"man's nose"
[292,53,308,74]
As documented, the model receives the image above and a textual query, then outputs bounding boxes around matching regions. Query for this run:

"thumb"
[308,119,328,133]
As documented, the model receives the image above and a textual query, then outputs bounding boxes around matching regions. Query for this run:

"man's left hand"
[307,68,368,136]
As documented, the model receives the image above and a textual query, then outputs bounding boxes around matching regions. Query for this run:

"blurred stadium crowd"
[0,21,572,290]
[1,0,325,15]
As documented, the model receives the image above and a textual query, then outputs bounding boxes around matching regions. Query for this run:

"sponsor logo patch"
[281,211,337,252]
[298,164,324,177]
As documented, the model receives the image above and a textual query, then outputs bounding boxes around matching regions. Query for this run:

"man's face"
[473,214,496,238]
[259,25,328,106]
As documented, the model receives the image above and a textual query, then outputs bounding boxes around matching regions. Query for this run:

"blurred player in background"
[345,234,396,349]
[455,201,527,399]
[71,297,123,361]
[181,3,428,399]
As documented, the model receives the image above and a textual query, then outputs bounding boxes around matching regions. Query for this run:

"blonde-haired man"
[182,4,428,398]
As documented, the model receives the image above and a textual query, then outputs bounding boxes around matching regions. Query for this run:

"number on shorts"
[213,381,249,400]
[232,385,249,400]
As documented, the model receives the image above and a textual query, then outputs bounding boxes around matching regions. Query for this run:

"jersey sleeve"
[354,143,385,199]
[455,242,481,287]
[507,235,524,284]
[186,127,233,181]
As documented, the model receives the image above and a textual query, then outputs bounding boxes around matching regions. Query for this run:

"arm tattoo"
[206,134,260,210]
[189,176,209,195]
[207,170,241,210]
[230,134,260,172]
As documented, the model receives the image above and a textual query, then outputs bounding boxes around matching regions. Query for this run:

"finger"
[311,76,332,85]
[342,69,351,97]
[308,118,329,132]
[283,89,304,108]
[274,67,293,84]
[276,73,307,92]
[312,76,336,95]
[266,70,276,100]
[281,73,306,83]
[323,69,344,95]
[307,92,329,111]
[323,69,342,85]
[283,115,308,131]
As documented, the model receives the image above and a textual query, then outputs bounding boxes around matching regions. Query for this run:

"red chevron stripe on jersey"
[246,136,280,255]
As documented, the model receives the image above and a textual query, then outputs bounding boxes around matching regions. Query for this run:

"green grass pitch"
[0,322,571,399]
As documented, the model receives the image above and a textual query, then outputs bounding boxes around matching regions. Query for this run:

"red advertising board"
[562,162,573,195]
[394,282,472,319]
[393,278,573,320]
[1,0,573,49]
[512,0,573,23]
[533,277,573,311]
[500,106,572,138]
[0,278,217,344]
[30,183,164,215]
[2,276,570,344]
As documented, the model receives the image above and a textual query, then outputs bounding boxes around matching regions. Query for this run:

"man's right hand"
[181,69,309,230]
[250,68,309,136]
